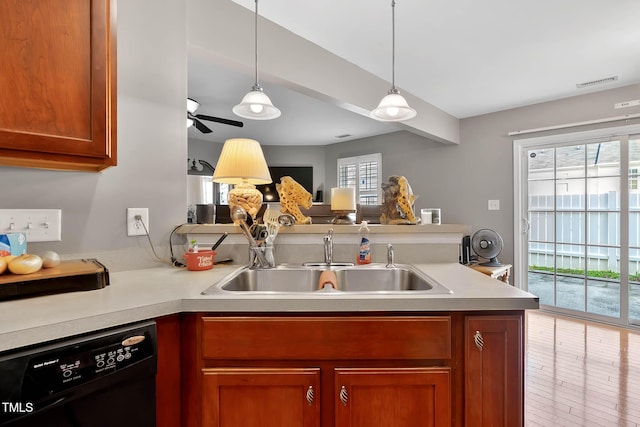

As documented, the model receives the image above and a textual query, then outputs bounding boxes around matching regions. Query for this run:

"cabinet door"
[335,367,451,427]
[0,0,116,171]
[201,368,320,427]
[465,315,523,427]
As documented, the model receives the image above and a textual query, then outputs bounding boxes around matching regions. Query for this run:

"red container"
[183,250,216,271]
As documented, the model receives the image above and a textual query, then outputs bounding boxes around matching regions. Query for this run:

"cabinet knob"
[474,330,484,351]
[306,386,315,405]
[339,385,349,406]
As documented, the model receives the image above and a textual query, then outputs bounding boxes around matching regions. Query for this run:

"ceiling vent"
[576,76,618,89]
[335,134,352,139]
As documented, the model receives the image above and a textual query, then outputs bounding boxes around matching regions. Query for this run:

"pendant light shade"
[370,0,416,122]
[233,0,281,120]
[233,85,281,120]
[371,89,416,121]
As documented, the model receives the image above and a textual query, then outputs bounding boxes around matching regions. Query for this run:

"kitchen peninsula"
[0,242,538,427]
[0,222,537,427]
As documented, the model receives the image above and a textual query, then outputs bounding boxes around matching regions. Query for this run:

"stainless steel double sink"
[202,263,452,295]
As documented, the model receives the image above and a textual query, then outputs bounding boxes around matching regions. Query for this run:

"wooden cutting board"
[0,259,109,301]
[0,259,105,284]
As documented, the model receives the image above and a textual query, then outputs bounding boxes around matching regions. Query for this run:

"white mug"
[420,209,432,224]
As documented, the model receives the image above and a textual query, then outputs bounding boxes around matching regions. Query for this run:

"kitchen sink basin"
[202,263,452,295]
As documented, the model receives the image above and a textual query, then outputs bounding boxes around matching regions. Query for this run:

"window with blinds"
[337,153,382,205]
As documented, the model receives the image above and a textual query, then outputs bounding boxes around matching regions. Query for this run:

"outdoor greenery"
[530,265,640,282]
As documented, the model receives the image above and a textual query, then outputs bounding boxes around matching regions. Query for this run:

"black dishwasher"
[0,321,157,427]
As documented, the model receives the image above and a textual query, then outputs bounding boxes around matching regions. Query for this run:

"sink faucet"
[324,228,334,265]
[386,244,396,268]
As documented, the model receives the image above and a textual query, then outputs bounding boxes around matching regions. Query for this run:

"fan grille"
[471,229,503,266]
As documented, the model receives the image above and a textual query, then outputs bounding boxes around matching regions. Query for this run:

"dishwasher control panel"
[0,321,156,403]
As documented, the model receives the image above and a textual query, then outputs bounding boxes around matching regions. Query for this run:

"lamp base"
[229,183,263,221]
[331,211,355,225]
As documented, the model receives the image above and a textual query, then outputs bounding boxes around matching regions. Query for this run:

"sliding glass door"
[629,137,640,323]
[527,140,622,317]
[516,127,640,326]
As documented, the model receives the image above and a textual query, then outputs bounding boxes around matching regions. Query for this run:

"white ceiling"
[188,0,640,146]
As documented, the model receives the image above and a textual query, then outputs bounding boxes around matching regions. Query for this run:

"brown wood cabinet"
[465,315,523,427]
[0,0,117,171]
[202,368,321,427]
[335,367,451,427]
[179,312,524,427]
[156,315,182,427]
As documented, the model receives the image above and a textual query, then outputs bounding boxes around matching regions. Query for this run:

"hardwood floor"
[526,311,640,426]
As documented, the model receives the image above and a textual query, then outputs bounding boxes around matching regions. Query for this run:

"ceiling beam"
[188,0,460,145]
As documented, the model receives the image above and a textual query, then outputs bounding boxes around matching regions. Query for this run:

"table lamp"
[331,187,356,224]
[213,138,272,220]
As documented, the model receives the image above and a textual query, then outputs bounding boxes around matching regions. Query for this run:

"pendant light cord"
[391,0,396,92]
[254,0,260,88]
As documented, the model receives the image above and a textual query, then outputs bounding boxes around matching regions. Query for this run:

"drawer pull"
[306,386,315,405]
[474,330,484,351]
[339,385,349,406]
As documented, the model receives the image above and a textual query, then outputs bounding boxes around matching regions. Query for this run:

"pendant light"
[233,0,281,120]
[370,0,416,122]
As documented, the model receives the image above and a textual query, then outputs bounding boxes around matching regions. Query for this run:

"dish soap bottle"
[357,221,371,264]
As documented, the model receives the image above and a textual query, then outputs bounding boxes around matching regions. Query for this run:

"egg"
[40,250,61,268]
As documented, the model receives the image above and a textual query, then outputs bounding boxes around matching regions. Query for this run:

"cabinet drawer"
[201,316,451,360]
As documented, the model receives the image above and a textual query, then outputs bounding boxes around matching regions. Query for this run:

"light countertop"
[0,263,538,353]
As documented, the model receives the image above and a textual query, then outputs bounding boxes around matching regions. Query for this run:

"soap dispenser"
[357,221,371,264]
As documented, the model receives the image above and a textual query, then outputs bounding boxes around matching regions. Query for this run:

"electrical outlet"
[488,200,500,211]
[127,208,149,236]
[0,209,62,242]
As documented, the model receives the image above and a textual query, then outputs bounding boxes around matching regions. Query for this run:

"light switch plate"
[0,209,62,242]
[488,200,500,211]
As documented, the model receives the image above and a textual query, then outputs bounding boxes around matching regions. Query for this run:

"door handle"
[306,386,315,405]
[339,385,348,406]
[474,330,484,351]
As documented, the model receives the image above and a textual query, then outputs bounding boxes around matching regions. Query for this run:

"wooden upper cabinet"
[0,0,116,171]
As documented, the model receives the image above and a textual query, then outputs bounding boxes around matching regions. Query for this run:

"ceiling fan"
[187,98,244,134]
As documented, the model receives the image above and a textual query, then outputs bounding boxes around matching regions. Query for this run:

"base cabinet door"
[334,368,451,427]
[201,368,321,427]
[465,315,523,427]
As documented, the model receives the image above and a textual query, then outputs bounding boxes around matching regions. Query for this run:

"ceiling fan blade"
[193,118,212,134]
[196,114,244,128]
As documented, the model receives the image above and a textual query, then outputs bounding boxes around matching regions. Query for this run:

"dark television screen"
[257,166,313,202]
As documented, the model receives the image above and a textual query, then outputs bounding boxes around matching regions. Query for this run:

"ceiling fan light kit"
[233,0,281,121]
[187,98,200,114]
[187,97,244,134]
[370,0,416,122]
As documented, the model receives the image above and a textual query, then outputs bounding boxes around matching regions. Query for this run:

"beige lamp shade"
[213,138,272,185]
